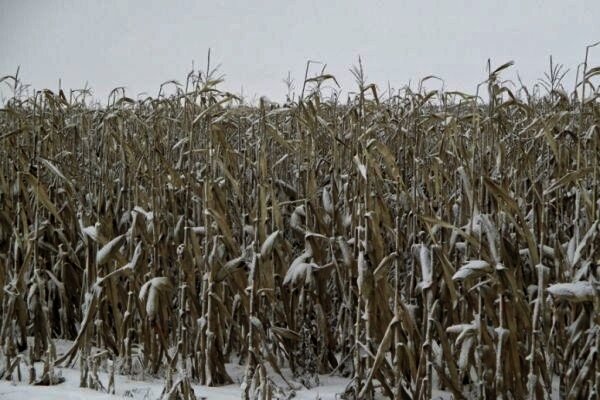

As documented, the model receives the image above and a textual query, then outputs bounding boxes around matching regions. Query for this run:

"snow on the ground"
[1,339,469,399]
[0,340,351,400]
[0,364,351,400]
[0,338,559,399]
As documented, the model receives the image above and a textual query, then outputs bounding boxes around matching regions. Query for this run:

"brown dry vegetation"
[1,52,600,399]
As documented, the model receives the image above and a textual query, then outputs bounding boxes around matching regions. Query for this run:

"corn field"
[1,53,600,399]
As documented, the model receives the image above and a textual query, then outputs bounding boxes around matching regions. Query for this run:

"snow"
[0,339,460,399]
[546,281,596,303]
[0,365,350,400]
[0,340,350,400]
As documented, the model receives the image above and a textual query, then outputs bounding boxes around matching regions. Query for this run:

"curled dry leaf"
[453,260,492,281]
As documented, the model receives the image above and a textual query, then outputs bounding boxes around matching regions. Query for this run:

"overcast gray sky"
[1,0,599,103]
